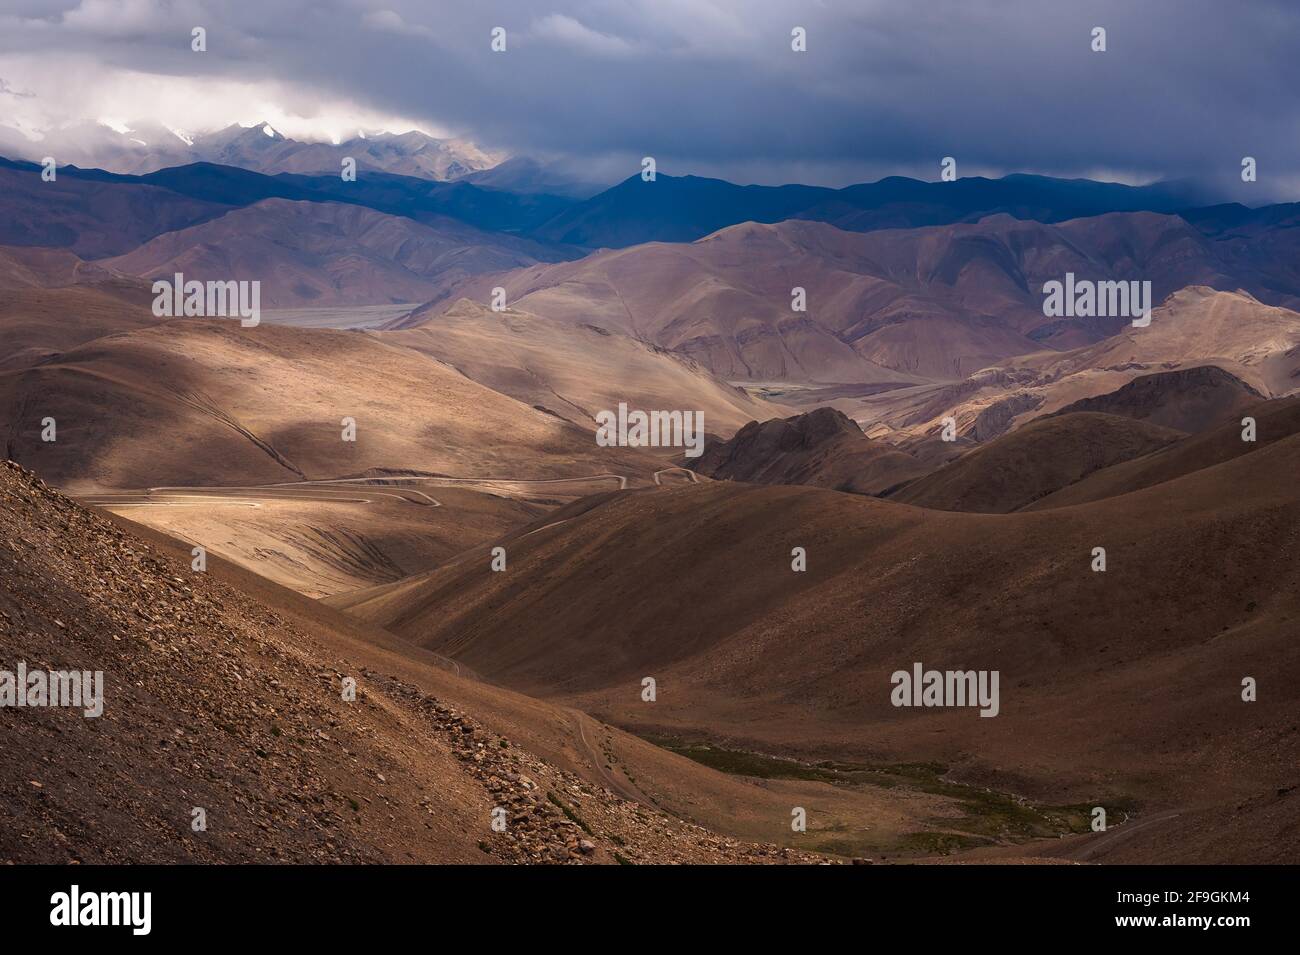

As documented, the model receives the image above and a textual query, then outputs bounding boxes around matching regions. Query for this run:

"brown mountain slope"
[1027,395,1300,511]
[407,217,1049,382]
[124,496,1038,865]
[333,445,1300,863]
[0,462,483,863]
[1,318,654,492]
[1049,365,1263,434]
[0,245,118,290]
[82,482,550,600]
[689,407,929,495]
[384,298,780,434]
[1043,287,1300,399]
[844,288,1300,443]
[1,317,661,597]
[102,199,560,308]
[0,245,157,371]
[0,280,159,371]
[413,212,1279,383]
[890,412,1185,513]
[0,460,839,864]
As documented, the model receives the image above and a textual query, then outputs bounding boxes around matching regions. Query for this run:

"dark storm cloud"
[2,0,1297,194]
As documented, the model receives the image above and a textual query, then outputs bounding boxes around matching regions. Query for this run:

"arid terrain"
[330,397,1300,865]
[1,461,839,864]
[3,114,1299,867]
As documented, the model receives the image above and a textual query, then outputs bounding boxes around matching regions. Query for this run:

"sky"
[0,0,1297,197]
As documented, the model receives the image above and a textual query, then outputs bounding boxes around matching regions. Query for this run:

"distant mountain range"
[0,155,584,249]
[0,120,498,181]
[101,198,561,308]
[8,148,1294,262]
[1,146,1270,254]
[529,171,1226,248]
[6,148,1300,375]
[191,123,500,180]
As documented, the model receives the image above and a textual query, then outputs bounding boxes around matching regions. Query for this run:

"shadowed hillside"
[689,407,928,495]
[333,436,1300,862]
[1028,396,1300,510]
[385,298,781,433]
[0,460,842,864]
[1050,365,1263,433]
[891,412,1185,513]
[1,318,655,491]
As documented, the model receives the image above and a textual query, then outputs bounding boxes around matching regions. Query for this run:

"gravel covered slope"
[0,460,824,864]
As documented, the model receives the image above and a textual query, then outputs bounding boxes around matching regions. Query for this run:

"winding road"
[82,472,633,510]
[570,711,649,805]
[653,466,700,485]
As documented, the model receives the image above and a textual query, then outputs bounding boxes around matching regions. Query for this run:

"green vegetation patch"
[644,735,1138,856]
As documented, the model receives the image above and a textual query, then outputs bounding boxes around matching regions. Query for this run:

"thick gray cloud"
[1,0,1297,196]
